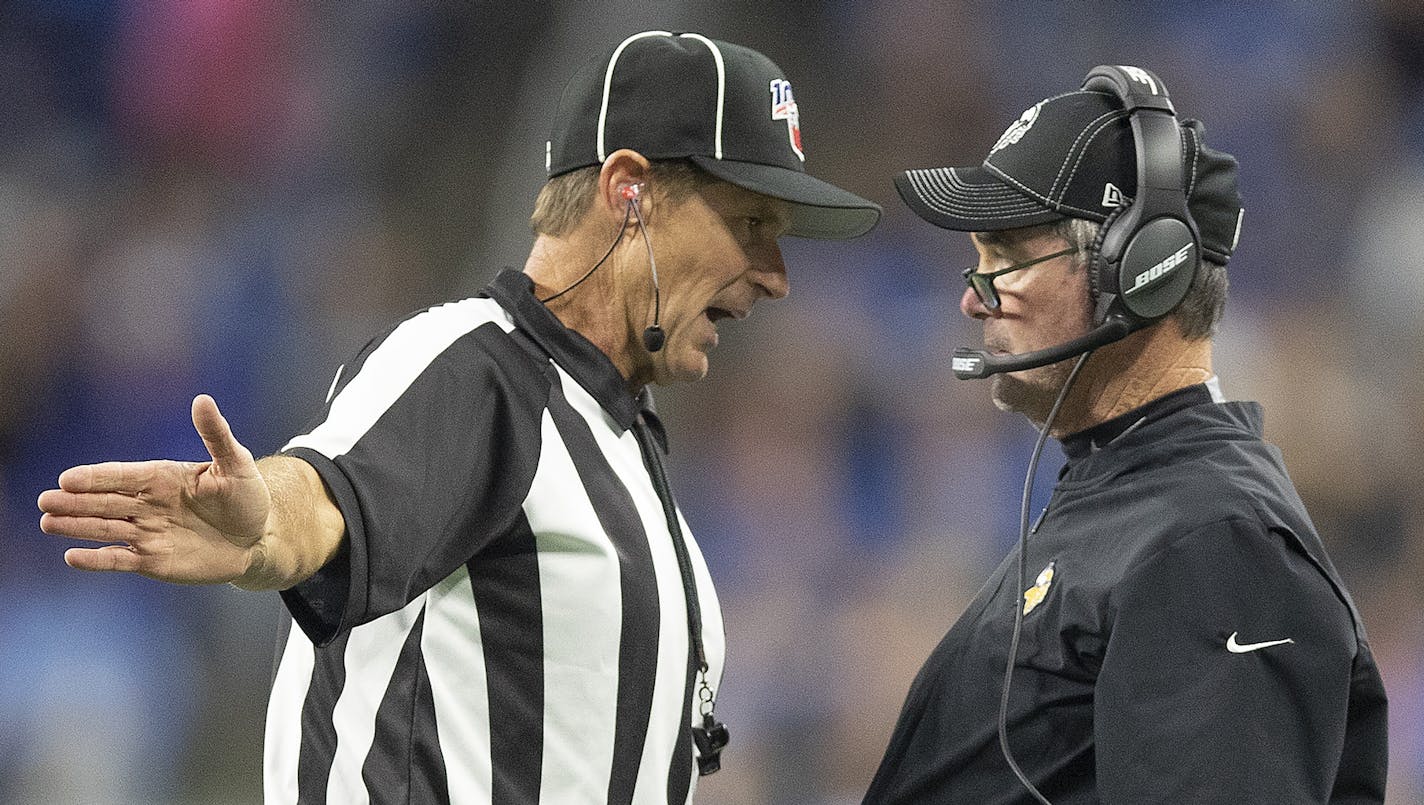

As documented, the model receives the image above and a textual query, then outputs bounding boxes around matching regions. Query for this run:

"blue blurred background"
[3,1,1422,802]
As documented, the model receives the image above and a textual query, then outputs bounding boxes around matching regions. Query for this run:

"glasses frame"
[962,246,1079,311]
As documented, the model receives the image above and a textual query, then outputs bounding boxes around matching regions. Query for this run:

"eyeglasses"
[961,247,1078,311]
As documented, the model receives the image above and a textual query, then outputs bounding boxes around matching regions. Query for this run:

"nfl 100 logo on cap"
[769,78,803,160]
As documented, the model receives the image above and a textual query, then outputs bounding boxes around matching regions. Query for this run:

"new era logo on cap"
[545,31,879,240]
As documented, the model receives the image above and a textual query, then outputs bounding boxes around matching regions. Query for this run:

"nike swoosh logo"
[1226,631,1295,653]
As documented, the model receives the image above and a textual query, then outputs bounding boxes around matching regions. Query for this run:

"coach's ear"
[598,149,653,223]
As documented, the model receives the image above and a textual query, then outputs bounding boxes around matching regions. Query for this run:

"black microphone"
[624,184,665,354]
[951,316,1134,379]
[540,183,666,354]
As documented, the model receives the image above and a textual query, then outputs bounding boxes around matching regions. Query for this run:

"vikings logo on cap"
[991,101,1043,155]
[770,79,804,161]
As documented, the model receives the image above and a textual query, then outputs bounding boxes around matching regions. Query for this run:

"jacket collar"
[1060,383,1218,461]
[483,268,661,440]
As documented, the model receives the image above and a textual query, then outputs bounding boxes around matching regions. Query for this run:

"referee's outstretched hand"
[37,394,273,585]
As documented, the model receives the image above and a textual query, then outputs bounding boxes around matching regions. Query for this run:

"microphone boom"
[952,316,1133,379]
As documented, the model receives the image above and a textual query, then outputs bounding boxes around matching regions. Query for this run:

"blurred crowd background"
[2,1,1422,803]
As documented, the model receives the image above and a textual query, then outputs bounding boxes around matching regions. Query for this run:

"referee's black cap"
[546,31,881,240]
[895,89,1244,265]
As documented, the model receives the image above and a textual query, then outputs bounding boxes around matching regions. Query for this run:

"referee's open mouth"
[705,306,745,323]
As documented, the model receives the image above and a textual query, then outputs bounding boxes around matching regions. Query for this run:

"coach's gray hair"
[1052,217,1228,341]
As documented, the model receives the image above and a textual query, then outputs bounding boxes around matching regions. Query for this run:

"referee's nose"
[752,244,789,300]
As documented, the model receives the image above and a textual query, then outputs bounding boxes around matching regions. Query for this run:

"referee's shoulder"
[352,295,551,395]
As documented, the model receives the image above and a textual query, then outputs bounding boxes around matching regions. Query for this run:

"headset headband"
[1081,65,1200,322]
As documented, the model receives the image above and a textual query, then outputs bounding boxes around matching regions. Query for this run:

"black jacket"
[865,385,1388,804]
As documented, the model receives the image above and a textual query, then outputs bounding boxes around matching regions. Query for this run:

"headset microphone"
[623,183,666,353]
[540,181,664,353]
[953,64,1199,392]
[951,316,1134,379]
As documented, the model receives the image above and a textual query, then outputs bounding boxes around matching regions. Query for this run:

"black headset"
[950,65,1200,380]
[1082,64,1201,327]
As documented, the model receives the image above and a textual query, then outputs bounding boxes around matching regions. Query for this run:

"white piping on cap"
[676,32,725,160]
[597,30,672,162]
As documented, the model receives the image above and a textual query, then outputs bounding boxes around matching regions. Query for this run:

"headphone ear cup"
[1088,205,1197,325]
[1116,216,1198,320]
[1089,206,1127,322]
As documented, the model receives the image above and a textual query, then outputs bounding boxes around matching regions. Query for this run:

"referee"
[37,32,879,803]
[864,67,1387,803]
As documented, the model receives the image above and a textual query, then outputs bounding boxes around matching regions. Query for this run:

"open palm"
[38,394,273,585]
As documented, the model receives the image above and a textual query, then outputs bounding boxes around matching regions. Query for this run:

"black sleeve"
[279,318,548,645]
[1094,517,1361,804]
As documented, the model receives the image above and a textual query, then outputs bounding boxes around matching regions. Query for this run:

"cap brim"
[690,156,881,240]
[894,166,1062,232]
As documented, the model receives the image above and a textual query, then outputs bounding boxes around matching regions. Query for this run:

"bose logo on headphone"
[1124,243,1193,296]
[951,355,983,375]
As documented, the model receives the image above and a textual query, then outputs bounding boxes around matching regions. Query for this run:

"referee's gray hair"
[1052,217,1227,341]
[530,160,716,238]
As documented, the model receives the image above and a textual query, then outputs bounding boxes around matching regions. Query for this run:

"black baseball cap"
[547,31,881,240]
[895,90,1244,264]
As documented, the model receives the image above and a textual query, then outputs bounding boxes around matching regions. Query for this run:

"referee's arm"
[1093,519,1359,804]
[237,453,345,590]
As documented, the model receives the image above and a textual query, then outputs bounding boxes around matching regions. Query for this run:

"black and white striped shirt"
[263,269,726,804]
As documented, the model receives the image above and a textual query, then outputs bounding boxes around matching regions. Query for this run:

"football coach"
[862,65,1387,804]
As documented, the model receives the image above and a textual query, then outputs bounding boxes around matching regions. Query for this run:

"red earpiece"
[620,183,641,201]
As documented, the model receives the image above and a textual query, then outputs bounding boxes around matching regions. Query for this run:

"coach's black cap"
[547,31,881,240]
[895,90,1244,264]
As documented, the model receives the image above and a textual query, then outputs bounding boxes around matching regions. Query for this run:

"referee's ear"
[599,149,653,223]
